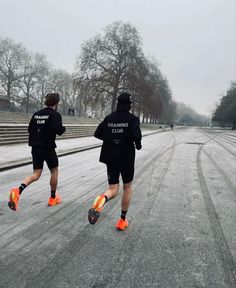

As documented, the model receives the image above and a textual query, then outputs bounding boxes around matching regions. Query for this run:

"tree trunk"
[7,79,11,105]
[232,119,236,130]
[137,97,141,117]
[26,86,30,113]
[111,93,117,112]
[142,114,145,124]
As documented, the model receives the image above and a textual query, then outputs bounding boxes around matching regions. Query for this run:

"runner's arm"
[131,117,142,150]
[94,121,105,140]
[50,113,66,135]
[28,115,34,133]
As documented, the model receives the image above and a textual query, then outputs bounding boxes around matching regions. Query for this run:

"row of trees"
[74,22,175,123]
[0,21,176,123]
[0,38,76,115]
[212,82,236,129]
[175,102,210,126]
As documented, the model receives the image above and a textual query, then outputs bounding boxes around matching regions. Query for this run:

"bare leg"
[115,182,132,229]
[8,169,42,210]
[48,167,61,206]
[22,169,42,186]
[104,184,119,200]
[49,167,58,191]
[88,184,119,225]
[121,182,132,211]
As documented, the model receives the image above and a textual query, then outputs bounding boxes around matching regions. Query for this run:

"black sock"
[104,195,109,203]
[51,190,56,199]
[19,183,26,195]
[121,210,127,220]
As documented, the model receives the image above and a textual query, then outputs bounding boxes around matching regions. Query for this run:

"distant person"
[68,108,72,116]
[71,108,75,116]
[8,93,66,211]
[88,92,142,230]
[170,123,174,130]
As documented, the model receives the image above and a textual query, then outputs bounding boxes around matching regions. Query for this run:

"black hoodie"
[94,111,142,164]
[28,107,66,148]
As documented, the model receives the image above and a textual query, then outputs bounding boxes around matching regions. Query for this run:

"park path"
[0,127,236,288]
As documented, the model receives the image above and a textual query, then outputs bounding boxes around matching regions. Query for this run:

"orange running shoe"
[88,194,106,225]
[116,218,129,231]
[8,188,20,211]
[48,194,62,206]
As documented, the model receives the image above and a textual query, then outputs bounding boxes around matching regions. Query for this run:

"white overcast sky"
[1,0,235,115]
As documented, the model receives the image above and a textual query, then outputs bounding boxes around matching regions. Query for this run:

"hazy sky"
[1,0,235,115]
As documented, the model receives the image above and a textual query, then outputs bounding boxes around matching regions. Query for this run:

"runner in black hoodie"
[88,92,142,230]
[8,93,66,211]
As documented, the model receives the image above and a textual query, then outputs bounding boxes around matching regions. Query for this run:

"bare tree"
[212,82,236,129]
[33,61,52,110]
[76,20,176,123]
[77,21,142,112]
[50,69,74,115]
[18,53,49,112]
[0,38,27,108]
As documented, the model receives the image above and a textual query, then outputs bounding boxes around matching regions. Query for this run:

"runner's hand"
[135,143,142,150]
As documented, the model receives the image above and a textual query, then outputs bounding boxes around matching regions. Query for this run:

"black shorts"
[106,162,134,185]
[31,147,58,170]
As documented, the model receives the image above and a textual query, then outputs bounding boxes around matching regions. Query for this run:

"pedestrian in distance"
[8,93,66,211]
[88,92,142,230]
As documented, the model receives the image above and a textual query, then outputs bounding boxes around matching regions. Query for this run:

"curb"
[0,129,167,172]
[0,144,101,172]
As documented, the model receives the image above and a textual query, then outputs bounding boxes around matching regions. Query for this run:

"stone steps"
[0,111,100,124]
[0,125,97,145]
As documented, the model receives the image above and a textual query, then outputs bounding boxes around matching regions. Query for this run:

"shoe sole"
[88,208,100,225]
[48,201,61,206]
[116,225,128,231]
[8,201,16,211]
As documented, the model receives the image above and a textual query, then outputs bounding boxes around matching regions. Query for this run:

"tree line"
[0,21,176,123]
[0,38,76,115]
[0,21,211,125]
[175,102,210,126]
[212,82,236,130]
